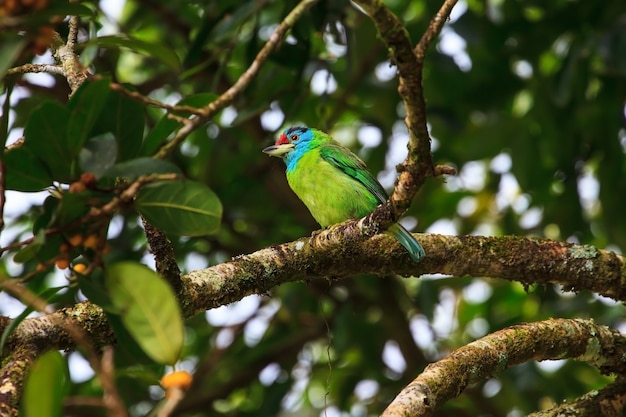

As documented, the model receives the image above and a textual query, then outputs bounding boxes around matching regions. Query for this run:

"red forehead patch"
[276,133,289,145]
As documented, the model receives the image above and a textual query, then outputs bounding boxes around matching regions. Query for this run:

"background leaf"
[23,101,72,182]
[0,35,26,79]
[67,78,111,153]
[79,132,118,178]
[4,147,52,191]
[86,35,181,72]
[103,157,181,180]
[93,89,145,161]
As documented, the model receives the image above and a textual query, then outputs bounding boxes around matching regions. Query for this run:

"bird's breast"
[286,151,378,227]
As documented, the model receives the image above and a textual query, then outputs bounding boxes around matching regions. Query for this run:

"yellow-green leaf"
[106,262,183,365]
[23,351,68,417]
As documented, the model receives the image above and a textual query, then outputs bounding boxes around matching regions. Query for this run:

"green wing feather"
[319,143,425,262]
[319,144,388,203]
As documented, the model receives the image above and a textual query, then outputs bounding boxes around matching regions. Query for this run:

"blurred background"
[2,0,626,415]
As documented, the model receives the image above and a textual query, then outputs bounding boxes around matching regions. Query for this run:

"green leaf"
[0,35,26,79]
[105,313,157,366]
[50,192,91,227]
[33,196,59,233]
[4,147,52,191]
[87,35,181,72]
[67,78,111,153]
[79,132,118,178]
[13,230,46,263]
[135,179,222,236]
[23,101,72,182]
[103,157,181,180]
[19,4,95,27]
[141,93,217,156]
[94,88,145,161]
[208,2,261,44]
[106,262,184,365]
[1,83,13,148]
[77,269,115,312]
[22,351,68,417]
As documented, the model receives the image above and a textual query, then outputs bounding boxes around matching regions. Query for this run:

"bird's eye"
[290,134,299,142]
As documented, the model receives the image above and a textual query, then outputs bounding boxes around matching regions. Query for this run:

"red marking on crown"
[276,133,289,145]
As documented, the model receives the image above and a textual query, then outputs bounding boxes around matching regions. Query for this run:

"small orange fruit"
[83,234,100,250]
[161,371,192,390]
[55,257,69,269]
[68,234,83,247]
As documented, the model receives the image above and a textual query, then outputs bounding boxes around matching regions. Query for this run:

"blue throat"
[284,144,309,173]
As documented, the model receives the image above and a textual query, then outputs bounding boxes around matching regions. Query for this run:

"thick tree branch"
[526,376,626,416]
[5,233,624,354]
[179,232,626,315]
[381,318,626,417]
[142,219,182,294]
[0,344,39,417]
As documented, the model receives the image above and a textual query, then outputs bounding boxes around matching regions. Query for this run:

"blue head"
[262,126,317,172]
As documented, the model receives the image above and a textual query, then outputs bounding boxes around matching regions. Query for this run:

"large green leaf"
[106,261,183,365]
[22,350,68,417]
[103,157,181,180]
[94,89,145,161]
[140,93,217,156]
[4,147,52,191]
[67,78,111,153]
[23,101,72,181]
[87,35,181,72]
[135,179,222,236]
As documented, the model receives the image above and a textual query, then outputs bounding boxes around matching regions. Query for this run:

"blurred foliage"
[1,0,625,416]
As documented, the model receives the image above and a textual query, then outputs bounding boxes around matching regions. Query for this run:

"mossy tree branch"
[382,318,626,417]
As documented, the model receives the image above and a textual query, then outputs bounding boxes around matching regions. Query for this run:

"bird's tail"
[386,223,425,262]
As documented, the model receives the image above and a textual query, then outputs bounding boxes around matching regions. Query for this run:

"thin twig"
[109,83,201,118]
[155,0,320,159]
[6,63,65,76]
[51,27,87,93]
[0,173,179,256]
[415,0,458,60]
[67,16,79,49]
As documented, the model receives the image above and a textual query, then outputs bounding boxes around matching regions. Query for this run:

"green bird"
[263,126,425,262]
